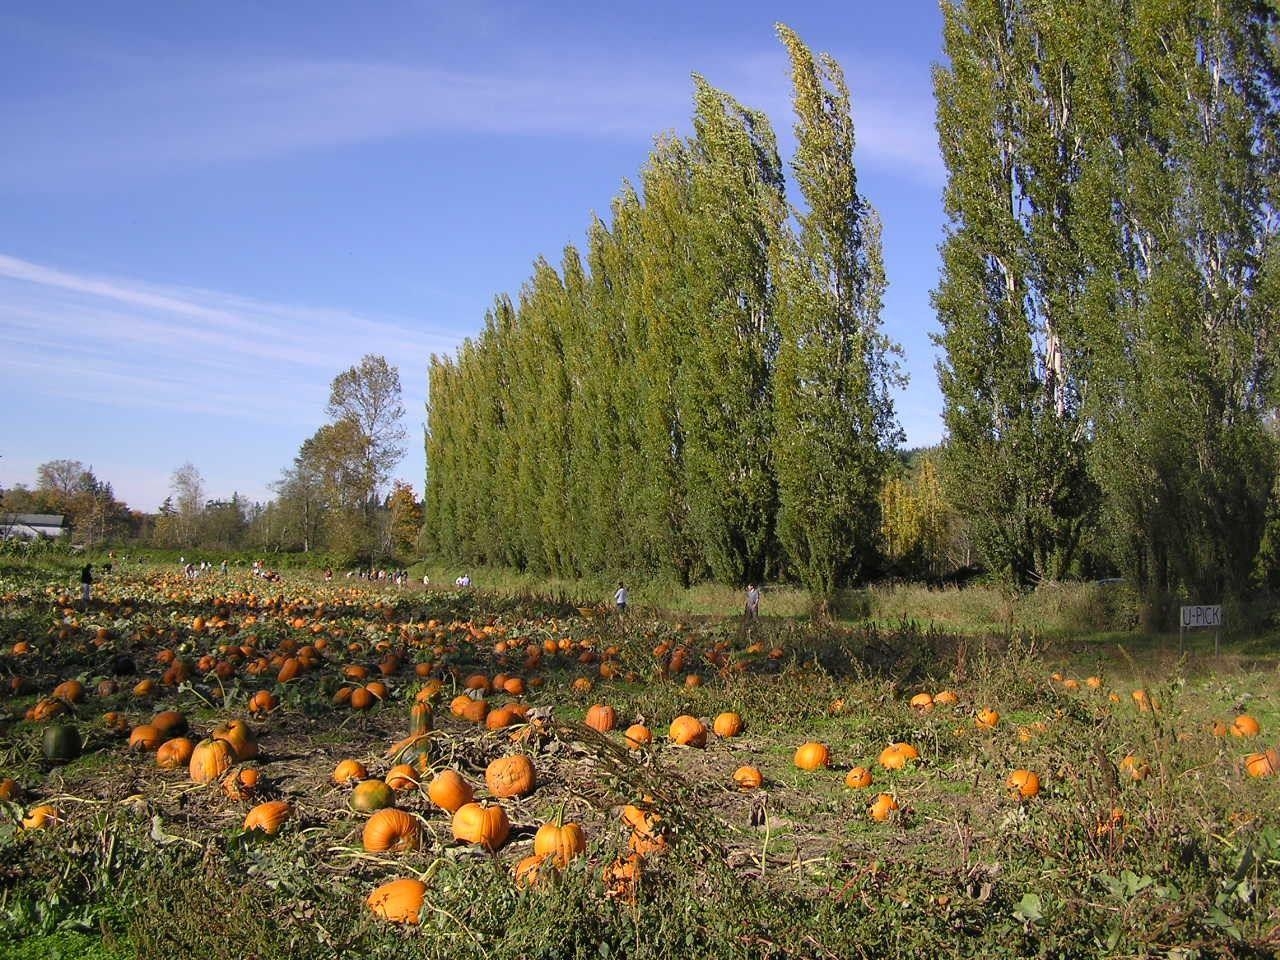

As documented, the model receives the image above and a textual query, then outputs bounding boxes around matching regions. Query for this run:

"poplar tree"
[773,24,902,608]
[933,0,1097,586]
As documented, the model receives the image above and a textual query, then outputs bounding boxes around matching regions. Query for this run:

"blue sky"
[0,1,947,512]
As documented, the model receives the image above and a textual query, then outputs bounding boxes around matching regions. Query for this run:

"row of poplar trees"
[426,6,1280,617]
[935,0,1280,622]
[425,26,901,602]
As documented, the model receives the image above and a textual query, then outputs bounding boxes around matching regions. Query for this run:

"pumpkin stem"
[554,795,569,828]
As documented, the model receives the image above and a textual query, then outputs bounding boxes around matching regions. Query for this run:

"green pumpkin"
[43,724,82,764]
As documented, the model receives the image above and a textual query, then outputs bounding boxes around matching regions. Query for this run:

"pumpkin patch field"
[2,565,1280,959]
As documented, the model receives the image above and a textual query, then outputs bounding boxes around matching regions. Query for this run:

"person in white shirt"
[614,583,628,614]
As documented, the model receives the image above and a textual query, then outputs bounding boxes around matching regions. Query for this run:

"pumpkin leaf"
[1013,892,1042,923]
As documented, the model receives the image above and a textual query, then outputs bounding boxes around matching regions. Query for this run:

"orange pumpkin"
[363,808,422,853]
[712,712,744,737]
[868,792,899,822]
[332,759,368,784]
[1244,748,1280,778]
[222,766,261,801]
[585,704,617,733]
[623,724,653,749]
[189,737,235,784]
[211,719,258,760]
[1233,715,1262,738]
[367,877,426,924]
[451,802,510,851]
[52,679,86,703]
[22,804,58,830]
[669,715,707,747]
[975,708,1000,729]
[485,755,536,799]
[794,741,830,771]
[533,816,586,867]
[732,766,763,790]
[243,799,292,835]
[909,693,934,712]
[385,763,419,791]
[128,724,163,752]
[156,736,195,770]
[427,769,474,813]
[1006,769,1041,799]
[844,766,873,789]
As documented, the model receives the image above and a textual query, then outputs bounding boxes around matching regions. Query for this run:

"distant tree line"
[1,355,422,568]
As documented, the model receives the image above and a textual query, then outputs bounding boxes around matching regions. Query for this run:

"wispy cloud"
[0,251,457,426]
[0,45,942,189]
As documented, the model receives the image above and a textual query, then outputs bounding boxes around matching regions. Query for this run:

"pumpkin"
[410,701,433,735]
[1244,748,1280,778]
[712,712,744,738]
[350,687,376,711]
[350,779,396,813]
[451,801,510,850]
[733,766,763,790]
[151,710,188,736]
[868,793,899,822]
[485,706,521,730]
[622,799,666,855]
[52,679,85,703]
[248,690,278,716]
[623,724,653,749]
[43,724,82,764]
[363,808,422,853]
[128,724,163,752]
[933,690,959,706]
[22,804,58,830]
[427,769,474,813]
[533,811,586,867]
[190,738,235,784]
[156,736,195,770]
[909,693,934,712]
[454,696,489,724]
[1006,769,1041,799]
[1232,715,1262,738]
[844,766,873,789]
[385,763,419,791]
[485,755,536,799]
[211,719,258,760]
[604,852,642,902]
[222,766,261,801]
[585,704,617,733]
[794,741,830,771]
[243,799,292,835]
[332,759,368,784]
[514,853,550,888]
[0,778,20,801]
[975,708,1000,729]
[367,877,426,924]
[669,715,707,747]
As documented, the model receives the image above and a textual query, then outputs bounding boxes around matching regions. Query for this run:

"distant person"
[745,584,761,621]
[614,582,628,615]
[422,574,430,587]
[80,564,92,606]
[323,567,333,582]
[220,560,228,575]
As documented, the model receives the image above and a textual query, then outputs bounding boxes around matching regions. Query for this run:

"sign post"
[1180,604,1223,655]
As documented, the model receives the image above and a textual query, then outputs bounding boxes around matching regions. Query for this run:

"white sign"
[1181,605,1222,629]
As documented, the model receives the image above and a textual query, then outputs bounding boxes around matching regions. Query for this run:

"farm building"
[0,513,66,540]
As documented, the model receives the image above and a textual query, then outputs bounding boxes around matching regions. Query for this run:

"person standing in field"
[80,563,92,607]
[614,582,629,615]
[745,584,761,621]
